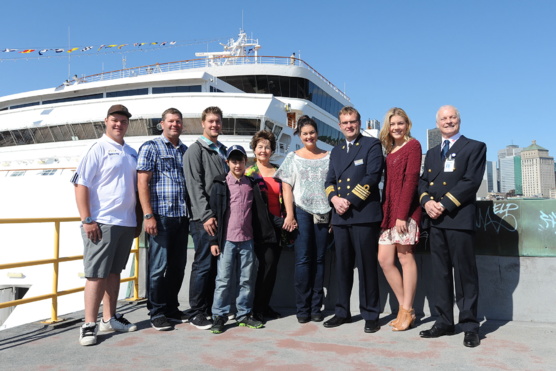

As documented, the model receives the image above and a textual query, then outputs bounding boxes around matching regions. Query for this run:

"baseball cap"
[226,145,247,159]
[107,104,132,118]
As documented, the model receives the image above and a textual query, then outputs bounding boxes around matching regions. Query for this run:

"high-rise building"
[521,140,555,197]
[486,161,499,193]
[498,145,522,194]
[427,128,441,150]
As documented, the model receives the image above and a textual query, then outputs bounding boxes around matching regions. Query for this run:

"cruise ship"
[0,30,353,329]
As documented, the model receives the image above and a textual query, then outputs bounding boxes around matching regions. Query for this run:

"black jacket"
[209,174,284,248]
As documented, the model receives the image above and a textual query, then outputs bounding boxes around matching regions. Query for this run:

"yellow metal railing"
[0,217,142,324]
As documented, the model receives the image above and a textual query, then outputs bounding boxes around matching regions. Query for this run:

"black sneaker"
[151,315,173,331]
[210,316,227,334]
[190,313,212,330]
[237,314,264,329]
[166,311,189,323]
[79,322,98,346]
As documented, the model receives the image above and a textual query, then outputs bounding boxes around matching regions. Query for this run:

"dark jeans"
[186,220,217,317]
[294,207,328,317]
[147,215,189,318]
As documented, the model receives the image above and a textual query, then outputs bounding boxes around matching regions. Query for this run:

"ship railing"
[77,56,350,102]
[0,217,142,324]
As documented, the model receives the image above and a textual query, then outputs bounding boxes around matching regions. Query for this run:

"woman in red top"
[378,107,422,331]
[246,130,285,322]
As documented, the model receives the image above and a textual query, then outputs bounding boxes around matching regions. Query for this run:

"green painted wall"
[419,199,556,257]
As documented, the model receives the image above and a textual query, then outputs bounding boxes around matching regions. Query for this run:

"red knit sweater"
[381,139,422,229]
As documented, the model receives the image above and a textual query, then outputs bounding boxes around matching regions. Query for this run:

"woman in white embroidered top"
[275,115,331,324]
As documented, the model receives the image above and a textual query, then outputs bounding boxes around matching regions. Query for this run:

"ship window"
[209,86,223,93]
[221,118,259,135]
[9,171,26,177]
[182,118,202,135]
[264,121,274,132]
[106,89,148,98]
[220,75,345,117]
[43,93,103,105]
[10,101,41,109]
[30,127,55,144]
[153,86,202,94]
[39,169,57,176]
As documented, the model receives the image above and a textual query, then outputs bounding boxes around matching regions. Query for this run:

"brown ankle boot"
[389,308,403,327]
[393,308,416,331]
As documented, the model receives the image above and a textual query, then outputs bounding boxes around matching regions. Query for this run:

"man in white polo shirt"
[72,104,141,346]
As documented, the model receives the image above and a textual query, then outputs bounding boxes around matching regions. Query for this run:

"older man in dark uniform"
[323,106,384,333]
[418,105,486,348]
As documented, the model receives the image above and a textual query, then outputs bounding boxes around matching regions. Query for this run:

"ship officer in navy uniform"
[323,106,384,333]
[418,105,486,348]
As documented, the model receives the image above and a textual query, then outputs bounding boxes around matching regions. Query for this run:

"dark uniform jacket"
[418,135,486,231]
[325,134,384,225]
[208,174,284,248]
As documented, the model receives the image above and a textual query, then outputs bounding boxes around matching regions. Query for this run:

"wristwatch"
[82,216,94,224]
[144,214,154,220]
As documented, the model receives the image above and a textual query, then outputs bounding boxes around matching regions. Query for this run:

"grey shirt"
[183,139,227,222]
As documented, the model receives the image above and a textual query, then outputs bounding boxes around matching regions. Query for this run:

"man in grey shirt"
[183,106,228,329]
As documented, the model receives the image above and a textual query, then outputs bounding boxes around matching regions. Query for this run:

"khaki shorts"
[81,223,135,278]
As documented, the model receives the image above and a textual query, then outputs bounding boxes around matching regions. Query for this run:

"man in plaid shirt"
[137,107,190,331]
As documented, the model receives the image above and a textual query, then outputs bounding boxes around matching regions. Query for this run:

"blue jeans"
[147,215,189,318]
[212,240,257,320]
[294,207,329,317]
[187,220,217,317]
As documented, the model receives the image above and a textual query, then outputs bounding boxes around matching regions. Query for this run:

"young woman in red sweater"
[378,107,422,331]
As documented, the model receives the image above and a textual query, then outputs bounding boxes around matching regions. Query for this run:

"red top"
[381,139,422,229]
[264,177,282,217]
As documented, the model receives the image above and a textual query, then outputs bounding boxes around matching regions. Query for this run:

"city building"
[427,128,441,151]
[498,144,522,194]
[486,161,499,193]
[521,140,555,198]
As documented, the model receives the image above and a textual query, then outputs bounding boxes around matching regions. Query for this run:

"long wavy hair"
[379,107,413,154]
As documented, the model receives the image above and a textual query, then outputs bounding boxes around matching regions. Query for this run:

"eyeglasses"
[340,120,359,126]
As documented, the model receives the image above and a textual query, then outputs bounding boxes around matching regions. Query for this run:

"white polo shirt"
[72,134,138,227]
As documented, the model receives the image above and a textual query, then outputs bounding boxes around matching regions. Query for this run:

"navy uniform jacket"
[325,134,384,225]
[418,135,486,231]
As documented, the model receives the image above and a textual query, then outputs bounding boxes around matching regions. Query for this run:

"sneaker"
[79,322,98,346]
[210,316,227,334]
[151,315,173,331]
[166,311,189,323]
[190,313,212,330]
[99,313,137,332]
[227,313,236,321]
[238,315,264,329]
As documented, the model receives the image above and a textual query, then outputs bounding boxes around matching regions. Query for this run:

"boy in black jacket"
[209,145,283,334]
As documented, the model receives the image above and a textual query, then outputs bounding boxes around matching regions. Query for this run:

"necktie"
[347,143,352,153]
[440,140,450,160]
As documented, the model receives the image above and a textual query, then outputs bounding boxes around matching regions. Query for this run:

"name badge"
[444,159,455,172]
[108,149,120,156]
[354,159,364,166]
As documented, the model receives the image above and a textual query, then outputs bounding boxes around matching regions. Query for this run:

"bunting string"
[0,38,222,62]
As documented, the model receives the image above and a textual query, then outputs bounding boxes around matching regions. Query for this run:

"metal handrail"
[0,217,142,324]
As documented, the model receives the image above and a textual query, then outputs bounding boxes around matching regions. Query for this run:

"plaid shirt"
[137,135,188,217]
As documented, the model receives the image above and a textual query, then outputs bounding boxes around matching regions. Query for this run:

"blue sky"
[1,0,555,162]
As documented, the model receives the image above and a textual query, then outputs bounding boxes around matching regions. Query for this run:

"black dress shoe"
[311,313,324,322]
[297,316,310,324]
[364,320,380,333]
[323,315,351,328]
[463,332,480,347]
[419,325,455,338]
